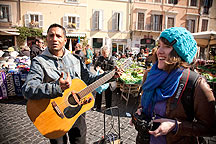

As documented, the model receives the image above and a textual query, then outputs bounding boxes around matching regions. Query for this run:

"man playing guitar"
[22,23,121,144]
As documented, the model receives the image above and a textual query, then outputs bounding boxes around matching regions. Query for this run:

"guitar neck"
[78,69,115,98]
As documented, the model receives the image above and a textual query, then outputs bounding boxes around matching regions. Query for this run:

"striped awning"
[0,29,20,36]
[42,32,86,37]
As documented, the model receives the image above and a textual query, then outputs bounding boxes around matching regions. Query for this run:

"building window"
[167,17,174,28]
[202,0,213,14]
[137,12,145,30]
[0,5,10,22]
[154,0,162,3]
[25,13,43,28]
[68,16,77,29]
[186,19,195,33]
[112,12,122,31]
[190,0,197,6]
[93,38,103,48]
[152,15,163,31]
[30,14,39,27]
[92,10,103,30]
[167,0,178,4]
[201,19,208,31]
[63,15,80,29]
[139,0,146,2]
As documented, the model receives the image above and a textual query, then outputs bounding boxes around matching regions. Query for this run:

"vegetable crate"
[120,83,141,106]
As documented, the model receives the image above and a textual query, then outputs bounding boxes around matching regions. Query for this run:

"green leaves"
[16,26,43,46]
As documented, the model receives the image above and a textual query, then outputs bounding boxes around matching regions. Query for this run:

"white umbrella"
[192,31,216,47]
[192,31,216,59]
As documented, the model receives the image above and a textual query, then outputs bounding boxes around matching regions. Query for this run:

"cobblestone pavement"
[0,91,139,144]
[0,65,215,144]
[1,93,216,144]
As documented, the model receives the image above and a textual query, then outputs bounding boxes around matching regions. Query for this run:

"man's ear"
[64,38,67,45]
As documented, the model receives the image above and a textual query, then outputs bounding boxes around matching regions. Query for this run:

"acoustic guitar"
[26,58,132,139]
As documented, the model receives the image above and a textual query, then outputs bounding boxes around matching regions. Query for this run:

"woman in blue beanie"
[132,27,215,144]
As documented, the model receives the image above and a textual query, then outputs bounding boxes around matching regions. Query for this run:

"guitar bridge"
[51,101,64,119]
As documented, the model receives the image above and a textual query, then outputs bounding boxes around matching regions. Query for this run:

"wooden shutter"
[119,12,123,31]
[112,11,117,31]
[76,16,80,29]
[24,14,30,27]
[39,14,43,28]
[8,5,12,22]
[92,10,97,30]
[63,15,68,28]
[95,11,99,30]
[99,10,103,30]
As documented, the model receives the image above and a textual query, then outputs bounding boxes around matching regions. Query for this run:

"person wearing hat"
[131,27,215,144]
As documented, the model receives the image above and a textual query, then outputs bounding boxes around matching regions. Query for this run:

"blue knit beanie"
[159,27,197,64]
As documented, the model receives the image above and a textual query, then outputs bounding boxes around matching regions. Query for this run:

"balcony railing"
[134,23,163,31]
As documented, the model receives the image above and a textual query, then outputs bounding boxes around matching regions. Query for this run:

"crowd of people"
[1,23,215,144]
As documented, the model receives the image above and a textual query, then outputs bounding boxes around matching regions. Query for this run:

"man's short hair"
[35,38,43,44]
[47,23,66,38]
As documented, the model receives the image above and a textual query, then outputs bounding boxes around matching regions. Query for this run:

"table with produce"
[116,59,146,105]
[196,63,216,95]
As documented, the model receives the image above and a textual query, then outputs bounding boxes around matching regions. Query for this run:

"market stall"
[192,31,216,96]
[195,59,216,95]
[192,31,216,60]
[117,59,145,105]
[0,55,30,99]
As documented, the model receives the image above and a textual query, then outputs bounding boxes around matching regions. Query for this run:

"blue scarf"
[141,62,183,116]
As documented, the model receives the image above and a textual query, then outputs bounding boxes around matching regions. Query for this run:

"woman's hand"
[59,72,71,91]
[149,118,176,137]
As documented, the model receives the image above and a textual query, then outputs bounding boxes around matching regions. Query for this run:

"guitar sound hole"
[64,105,82,118]
[68,94,77,105]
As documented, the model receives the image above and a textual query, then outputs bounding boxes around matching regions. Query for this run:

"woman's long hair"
[160,37,191,73]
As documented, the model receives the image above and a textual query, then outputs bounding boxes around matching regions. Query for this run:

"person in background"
[94,45,116,111]
[19,46,30,57]
[145,47,158,69]
[132,27,215,144]
[121,53,126,59]
[74,43,85,62]
[22,23,119,144]
[125,47,130,58]
[30,38,44,60]
[85,44,93,70]
[112,52,119,61]
[137,48,146,62]
[117,52,122,60]
[93,51,100,65]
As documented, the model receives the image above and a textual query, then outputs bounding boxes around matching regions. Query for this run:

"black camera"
[132,112,160,133]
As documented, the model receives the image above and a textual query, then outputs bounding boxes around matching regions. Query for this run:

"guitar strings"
[42,58,132,118]
[51,58,131,109]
